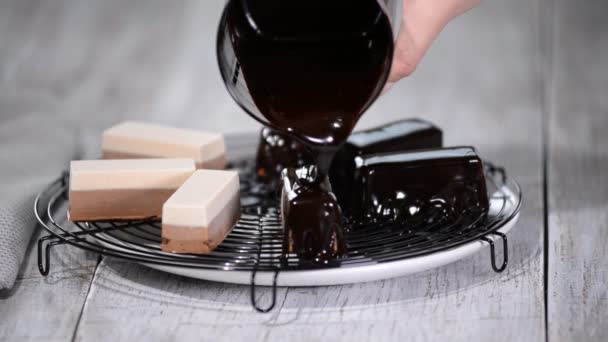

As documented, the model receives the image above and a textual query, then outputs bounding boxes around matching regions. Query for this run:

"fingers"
[449,0,481,18]
[388,1,451,84]
[387,0,480,85]
[387,23,420,84]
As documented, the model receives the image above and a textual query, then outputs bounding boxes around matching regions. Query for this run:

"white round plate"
[93,186,519,287]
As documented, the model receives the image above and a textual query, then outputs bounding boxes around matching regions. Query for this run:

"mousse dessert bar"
[255,127,314,186]
[281,166,347,263]
[162,170,241,254]
[103,121,227,169]
[69,159,195,221]
[350,147,489,224]
[330,118,442,214]
[344,118,442,153]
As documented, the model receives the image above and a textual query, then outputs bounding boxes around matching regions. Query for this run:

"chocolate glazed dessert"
[221,0,394,262]
[351,147,490,226]
[330,119,443,215]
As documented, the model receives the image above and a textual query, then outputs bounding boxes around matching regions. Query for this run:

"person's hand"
[385,0,480,92]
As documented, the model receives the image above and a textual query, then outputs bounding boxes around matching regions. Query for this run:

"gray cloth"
[0,103,77,290]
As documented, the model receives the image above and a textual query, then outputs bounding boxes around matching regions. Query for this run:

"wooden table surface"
[0,0,606,341]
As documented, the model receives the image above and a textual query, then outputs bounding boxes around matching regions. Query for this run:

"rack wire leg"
[480,232,508,273]
[250,268,279,313]
[37,236,67,276]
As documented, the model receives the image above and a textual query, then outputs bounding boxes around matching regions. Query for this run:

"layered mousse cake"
[281,166,347,263]
[69,159,195,221]
[255,128,314,186]
[162,170,241,254]
[350,147,489,224]
[103,121,227,169]
[330,119,442,214]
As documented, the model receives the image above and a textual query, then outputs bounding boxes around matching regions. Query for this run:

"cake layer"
[69,189,175,221]
[163,191,241,240]
[161,237,215,254]
[162,170,241,254]
[161,193,240,253]
[102,121,227,169]
[103,151,226,170]
[162,170,240,226]
[70,158,195,191]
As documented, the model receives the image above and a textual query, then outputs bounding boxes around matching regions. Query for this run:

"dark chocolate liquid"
[225,0,393,177]
[255,128,314,188]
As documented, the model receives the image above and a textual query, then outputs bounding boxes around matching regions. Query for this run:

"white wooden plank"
[547,0,608,340]
[69,0,547,341]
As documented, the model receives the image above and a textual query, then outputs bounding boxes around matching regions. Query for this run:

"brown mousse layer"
[68,189,176,221]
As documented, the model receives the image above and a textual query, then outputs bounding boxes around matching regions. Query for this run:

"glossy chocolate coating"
[351,147,489,225]
[330,119,443,214]
[281,166,347,263]
[255,128,314,188]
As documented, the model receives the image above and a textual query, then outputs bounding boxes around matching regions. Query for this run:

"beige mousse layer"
[162,170,241,254]
[103,151,226,170]
[69,158,195,221]
[102,121,227,169]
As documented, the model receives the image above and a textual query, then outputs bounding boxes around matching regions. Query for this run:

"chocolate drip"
[226,0,393,178]
[281,166,347,263]
[255,128,314,188]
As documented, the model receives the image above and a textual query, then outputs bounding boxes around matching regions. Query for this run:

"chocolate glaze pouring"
[255,128,314,189]
[218,0,395,178]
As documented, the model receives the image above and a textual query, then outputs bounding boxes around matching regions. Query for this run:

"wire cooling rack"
[35,157,520,312]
